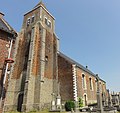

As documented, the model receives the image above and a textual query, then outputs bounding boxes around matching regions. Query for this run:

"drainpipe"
[0,38,13,108]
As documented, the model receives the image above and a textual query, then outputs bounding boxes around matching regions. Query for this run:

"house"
[0,12,17,99]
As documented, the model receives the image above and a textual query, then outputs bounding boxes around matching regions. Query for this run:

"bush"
[65,101,75,111]
[78,97,83,108]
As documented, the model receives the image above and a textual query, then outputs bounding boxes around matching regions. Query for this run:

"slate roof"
[0,19,10,32]
[0,15,17,37]
[59,52,106,83]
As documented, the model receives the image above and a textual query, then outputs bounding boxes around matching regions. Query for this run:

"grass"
[5,110,66,113]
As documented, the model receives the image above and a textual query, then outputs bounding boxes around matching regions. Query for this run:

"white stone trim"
[72,64,78,102]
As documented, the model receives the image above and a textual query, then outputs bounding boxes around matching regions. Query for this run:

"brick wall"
[44,31,54,79]
[58,55,74,102]
[58,53,107,106]
[0,30,16,104]
[12,30,27,79]
[0,30,15,77]
[0,31,9,75]
[32,24,41,76]
[53,34,57,80]
[76,68,97,105]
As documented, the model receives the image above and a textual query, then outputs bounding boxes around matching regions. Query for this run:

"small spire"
[40,0,43,4]
[34,0,46,9]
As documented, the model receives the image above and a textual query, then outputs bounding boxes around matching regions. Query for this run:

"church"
[0,1,107,112]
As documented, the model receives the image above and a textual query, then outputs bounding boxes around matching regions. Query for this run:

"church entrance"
[84,94,87,106]
[17,93,24,112]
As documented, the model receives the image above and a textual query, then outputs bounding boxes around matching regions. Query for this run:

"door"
[17,93,24,112]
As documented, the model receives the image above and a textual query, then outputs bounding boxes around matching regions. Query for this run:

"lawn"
[5,110,66,113]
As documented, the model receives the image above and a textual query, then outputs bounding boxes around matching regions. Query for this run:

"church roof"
[0,13,17,37]
[59,52,106,83]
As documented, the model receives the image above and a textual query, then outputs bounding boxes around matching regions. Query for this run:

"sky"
[0,0,120,92]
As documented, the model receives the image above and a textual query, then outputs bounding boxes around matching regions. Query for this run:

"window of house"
[89,78,92,90]
[31,15,35,23]
[27,18,30,27]
[82,74,85,89]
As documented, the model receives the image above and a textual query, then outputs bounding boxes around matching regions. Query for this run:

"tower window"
[27,18,30,27]
[45,17,47,25]
[48,20,51,28]
[31,15,35,23]
[44,16,52,28]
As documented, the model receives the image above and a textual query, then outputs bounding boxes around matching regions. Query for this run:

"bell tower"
[4,1,59,112]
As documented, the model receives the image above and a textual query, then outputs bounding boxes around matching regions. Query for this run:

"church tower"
[4,1,59,112]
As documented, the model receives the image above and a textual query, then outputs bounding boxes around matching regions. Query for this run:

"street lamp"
[5,58,14,63]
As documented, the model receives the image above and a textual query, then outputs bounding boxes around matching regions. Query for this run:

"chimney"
[0,12,4,18]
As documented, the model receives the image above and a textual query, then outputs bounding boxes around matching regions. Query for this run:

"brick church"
[0,1,107,112]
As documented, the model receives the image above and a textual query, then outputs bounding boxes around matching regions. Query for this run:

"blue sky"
[0,0,120,92]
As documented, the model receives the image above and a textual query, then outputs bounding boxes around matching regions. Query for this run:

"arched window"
[82,74,86,89]
[89,78,93,90]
